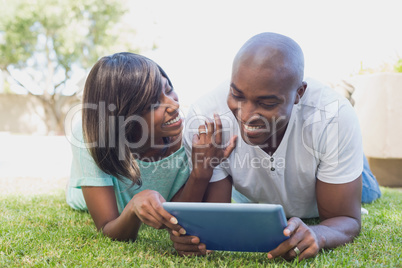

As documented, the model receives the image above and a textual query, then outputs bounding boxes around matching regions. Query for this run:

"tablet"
[163,202,289,252]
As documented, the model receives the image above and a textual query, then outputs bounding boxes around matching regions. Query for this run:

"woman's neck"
[135,134,182,162]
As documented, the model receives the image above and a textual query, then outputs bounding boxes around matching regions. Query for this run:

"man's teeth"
[165,115,180,125]
[244,124,262,131]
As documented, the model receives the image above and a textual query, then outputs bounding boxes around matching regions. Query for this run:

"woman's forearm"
[100,206,142,241]
[172,171,211,202]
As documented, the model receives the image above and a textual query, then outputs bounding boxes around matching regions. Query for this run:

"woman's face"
[142,76,183,144]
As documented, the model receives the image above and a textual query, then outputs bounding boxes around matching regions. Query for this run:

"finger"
[205,118,214,143]
[149,198,185,234]
[267,225,302,259]
[198,125,207,144]
[169,233,200,245]
[192,133,200,147]
[135,199,165,229]
[268,241,295,260]
[174,241,206,252]
[298,243,320,261]
[213,113,223,145]
[140,211,166,229]
[223,135,238,159]
[171,230,181,237]
[283,244,306,261]
[284,217,300,237]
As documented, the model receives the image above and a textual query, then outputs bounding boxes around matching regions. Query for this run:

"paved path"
[0,134,71,195]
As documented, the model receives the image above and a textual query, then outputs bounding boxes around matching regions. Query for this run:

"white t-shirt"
[183,77,363,218]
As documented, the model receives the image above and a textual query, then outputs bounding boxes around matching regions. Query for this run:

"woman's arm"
[172,114,237,202]
[169,176,233,256]
[82,186,185,241]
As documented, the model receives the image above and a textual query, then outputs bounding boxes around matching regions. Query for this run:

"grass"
[1,187,401,267]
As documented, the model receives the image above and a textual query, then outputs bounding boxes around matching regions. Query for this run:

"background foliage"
[0,0,140,134]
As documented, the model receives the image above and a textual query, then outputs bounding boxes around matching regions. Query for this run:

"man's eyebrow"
[258,95,281,101]
[230,83,281,100]
[230,83,242,93]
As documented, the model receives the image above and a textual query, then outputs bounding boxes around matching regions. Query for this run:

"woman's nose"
[165,96,180,113]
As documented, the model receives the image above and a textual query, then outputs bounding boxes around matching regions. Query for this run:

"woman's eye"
[166,88,174,94]
[149,101,161,110]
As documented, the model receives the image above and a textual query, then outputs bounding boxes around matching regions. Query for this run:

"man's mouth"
[164,114,181,126]
[243,124,264,132]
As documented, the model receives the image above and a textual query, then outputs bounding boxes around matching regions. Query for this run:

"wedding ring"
[199,130,207,134]
[293,246,301,255]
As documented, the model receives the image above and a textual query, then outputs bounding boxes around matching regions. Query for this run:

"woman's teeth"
[165,115,180,125]
[244,124,262,131]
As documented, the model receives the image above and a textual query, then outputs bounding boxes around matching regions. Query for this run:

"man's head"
[227,32,307,150]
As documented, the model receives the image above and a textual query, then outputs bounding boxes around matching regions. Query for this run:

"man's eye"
[260,103,277,109]
[231,92,244,100]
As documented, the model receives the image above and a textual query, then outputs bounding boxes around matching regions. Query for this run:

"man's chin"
[240,133,265,147]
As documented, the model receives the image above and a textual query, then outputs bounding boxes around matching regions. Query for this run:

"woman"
[66,52,237,246]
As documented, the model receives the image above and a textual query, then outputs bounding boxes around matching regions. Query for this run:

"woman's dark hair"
[82,52,171,185]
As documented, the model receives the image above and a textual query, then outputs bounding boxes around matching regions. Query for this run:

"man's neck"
[260,124,288,156]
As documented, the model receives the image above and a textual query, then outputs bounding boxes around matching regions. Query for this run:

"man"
[171,32,380,260]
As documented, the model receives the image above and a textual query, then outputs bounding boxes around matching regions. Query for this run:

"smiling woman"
[65,52,237,250]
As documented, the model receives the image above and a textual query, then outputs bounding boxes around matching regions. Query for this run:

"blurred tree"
[0,0,140,134]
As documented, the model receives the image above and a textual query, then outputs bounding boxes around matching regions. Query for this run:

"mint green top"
[66,123,190,214]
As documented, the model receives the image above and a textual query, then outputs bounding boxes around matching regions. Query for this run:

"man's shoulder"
[301,77,350,111]
[185,79,234,132]
[183,79,238,146]
[187,79,231,118]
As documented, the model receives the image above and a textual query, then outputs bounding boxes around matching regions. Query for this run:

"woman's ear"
[294,81,307,104]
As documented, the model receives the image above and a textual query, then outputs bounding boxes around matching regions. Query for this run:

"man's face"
[227,63,301,149]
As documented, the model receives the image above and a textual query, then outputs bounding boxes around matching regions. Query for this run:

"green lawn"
[1,187,401,267]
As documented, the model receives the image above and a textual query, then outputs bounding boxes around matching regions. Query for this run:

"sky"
[127,0,402,108]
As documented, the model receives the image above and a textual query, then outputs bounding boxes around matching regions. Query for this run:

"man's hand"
[267,217,323,261]
[191,113,237,180]
[169,230,208,256]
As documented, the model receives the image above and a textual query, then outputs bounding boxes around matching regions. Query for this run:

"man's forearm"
[310,216,361,249]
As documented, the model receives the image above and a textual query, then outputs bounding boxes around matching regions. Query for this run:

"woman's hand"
[191,113,237,180]
[267,217,324,261]
[129,190,186,234]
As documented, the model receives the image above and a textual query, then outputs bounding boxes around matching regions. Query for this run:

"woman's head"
[82,52,181,185]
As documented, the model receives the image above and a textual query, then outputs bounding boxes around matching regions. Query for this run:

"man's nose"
[238,102,258,123]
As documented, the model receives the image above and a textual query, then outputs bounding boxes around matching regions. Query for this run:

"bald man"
[170,32,380,260]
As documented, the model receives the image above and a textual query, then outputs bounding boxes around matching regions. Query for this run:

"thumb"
[223,135,238,159]
[283,217,299,237]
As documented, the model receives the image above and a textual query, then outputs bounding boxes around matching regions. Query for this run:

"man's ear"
[294,81,307,104]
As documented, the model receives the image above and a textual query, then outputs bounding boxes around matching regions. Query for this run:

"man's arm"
[267,175,362,260]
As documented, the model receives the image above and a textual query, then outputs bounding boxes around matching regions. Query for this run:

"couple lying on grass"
[66,32,381,261]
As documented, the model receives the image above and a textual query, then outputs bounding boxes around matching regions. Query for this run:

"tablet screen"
[163,202,289,252]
